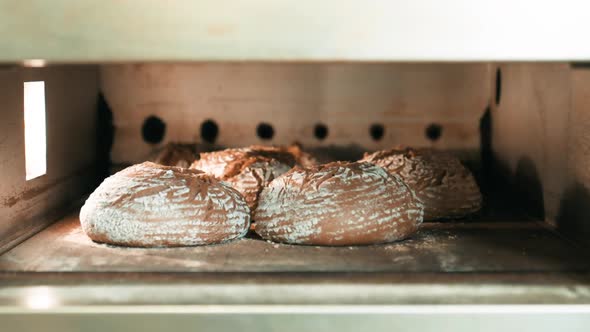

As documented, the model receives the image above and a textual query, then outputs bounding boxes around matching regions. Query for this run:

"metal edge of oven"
[1,272,590,331]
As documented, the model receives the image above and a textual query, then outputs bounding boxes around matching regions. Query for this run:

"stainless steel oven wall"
[491,63,590,244]
[0,65,99,253]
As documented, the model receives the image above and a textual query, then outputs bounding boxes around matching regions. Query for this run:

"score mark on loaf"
[254,162,424,246]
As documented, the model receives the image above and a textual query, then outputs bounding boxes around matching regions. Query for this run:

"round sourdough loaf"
[151,143,197,168]
[79,162,250,247]
[190,146,302,210]
[361,148,482,220]
[279,143,319,168]
[253,162,424,245]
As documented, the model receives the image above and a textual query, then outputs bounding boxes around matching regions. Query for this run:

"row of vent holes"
[142,117,443,144]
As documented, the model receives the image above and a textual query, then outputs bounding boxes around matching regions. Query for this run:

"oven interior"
[1,62,590,304]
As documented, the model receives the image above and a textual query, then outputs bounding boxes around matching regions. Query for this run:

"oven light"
[23,286,58,310]
[23,59,47,68]
[23,81,47,180]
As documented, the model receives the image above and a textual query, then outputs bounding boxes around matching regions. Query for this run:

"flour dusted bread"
[190,146,305,209]
[80,162,250,247]
[362,148,482,220]
[254,162,424,245]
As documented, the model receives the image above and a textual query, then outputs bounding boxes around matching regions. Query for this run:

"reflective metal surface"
[1,1,590,62]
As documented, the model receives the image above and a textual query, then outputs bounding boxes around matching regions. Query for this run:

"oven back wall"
[0,66,99,252]
[100,63,491,165]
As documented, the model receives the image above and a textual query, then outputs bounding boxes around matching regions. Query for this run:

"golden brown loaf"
[240,144,318,168]
[151,143,197,168]
[361,148,482,220]
[190,146,303,210]
[254,162,424,245]
[285,143,319,168]
[80,162,251,247]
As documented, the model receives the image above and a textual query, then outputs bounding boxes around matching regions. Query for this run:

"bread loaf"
[361,148,482,220]
[80,162,251,247]
[151,143,197,168]
[254,162,424,245]
[190,146,301,209]
[285,143,319,168]
[245,144,318,168]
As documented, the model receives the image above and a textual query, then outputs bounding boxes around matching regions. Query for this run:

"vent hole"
[369,124,385,141]
[425,123,443,141]
[314,123,329,140]
[200,119,219,143]
[256,123,275,140]
[142,116,166,144]
[495,68,502,106]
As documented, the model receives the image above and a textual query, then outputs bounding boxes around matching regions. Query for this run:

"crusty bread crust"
[254,162,424,245]
[362,148,482,220]
[190,146,307,210]
[80,162,251,247]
